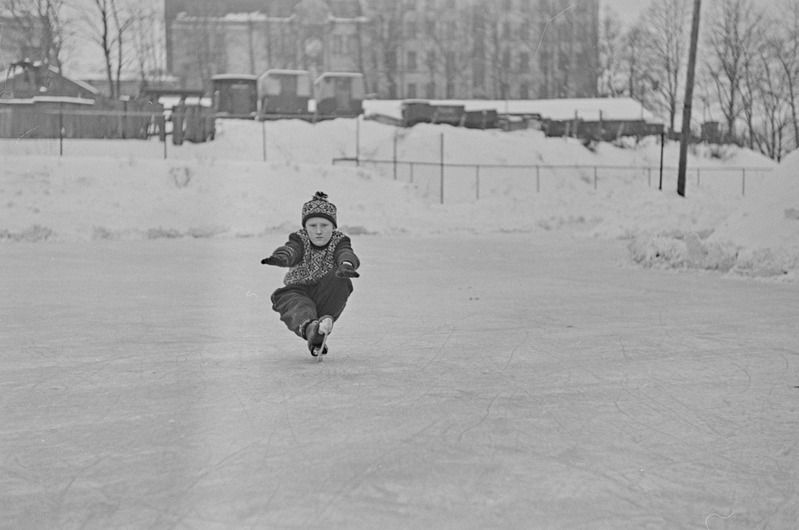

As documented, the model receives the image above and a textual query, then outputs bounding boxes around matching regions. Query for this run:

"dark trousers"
[271,270,353,338]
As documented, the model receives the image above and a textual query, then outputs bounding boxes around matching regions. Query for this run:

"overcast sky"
[602,0,778,27]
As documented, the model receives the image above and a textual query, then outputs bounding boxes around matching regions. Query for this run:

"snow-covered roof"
[212,74,259,81]
[0,96,95,105]
[364,97,660,123]
[315,72,363,80]
[4,64,101,96]
[261,69,311,77]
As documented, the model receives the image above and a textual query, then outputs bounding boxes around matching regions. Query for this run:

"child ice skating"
[261,192,360,357]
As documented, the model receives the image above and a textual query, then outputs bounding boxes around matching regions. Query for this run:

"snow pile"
[1,117,796,279]
[628,149,799,279]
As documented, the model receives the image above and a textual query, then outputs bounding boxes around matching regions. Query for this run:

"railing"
[332,157,774,203]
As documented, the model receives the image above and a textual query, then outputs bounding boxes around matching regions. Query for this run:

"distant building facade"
[165,0,599,99]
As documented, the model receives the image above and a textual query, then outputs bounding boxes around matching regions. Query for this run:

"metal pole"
[440,133,444,205]
[475,165,480,201]
[648,167,652,187]
[697,168,701,187]
[355,116,360,166]
[594,166,598,190]
[678,0,702,197]
[659,132,665,190]
[410,162,414,183]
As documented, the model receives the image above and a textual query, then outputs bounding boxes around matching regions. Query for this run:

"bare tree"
[76,0,134,98]
[364,1,404,98]
[753,44,792,160]
[641,0,690,134]
[127,0,165,93]
[704,0,764,142]
[619,23,648,100]
[597,6,625,97]
[424,3,472,99]
[2,0,69,72]
[770,0,799,149]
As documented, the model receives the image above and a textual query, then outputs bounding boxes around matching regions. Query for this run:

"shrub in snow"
[732,248,797,278]
[0,225,53,242]
[628,231,737,272]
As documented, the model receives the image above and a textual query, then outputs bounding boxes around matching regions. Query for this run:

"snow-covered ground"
[1,117,798,528]
[0,117,795,279]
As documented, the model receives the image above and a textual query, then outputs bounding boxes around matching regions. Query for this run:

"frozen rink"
[2,233,797,529]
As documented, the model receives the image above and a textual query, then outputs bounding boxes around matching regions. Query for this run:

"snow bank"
[1,117,796,279]
[628,150,798,279]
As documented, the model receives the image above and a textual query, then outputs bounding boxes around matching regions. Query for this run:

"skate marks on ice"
[2,236,798,528]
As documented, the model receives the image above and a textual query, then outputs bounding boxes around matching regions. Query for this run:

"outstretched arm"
[261,238,303,267]
[334,237,360,278]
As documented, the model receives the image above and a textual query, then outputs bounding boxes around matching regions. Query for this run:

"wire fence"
[332,157,774,203]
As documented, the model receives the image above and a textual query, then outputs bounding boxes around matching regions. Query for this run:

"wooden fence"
[0,97,165,139]
[0,97,202,142]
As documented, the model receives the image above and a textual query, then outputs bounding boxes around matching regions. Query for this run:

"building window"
[503,21,511,39]
[519,52,529,72]
[408,51,417,71]
[407,18,417,38]
[407,82,417,98]
[333,35,344,54]
[502,49,511,70]
[520,21,530,41]
[520,83,530,99]
[473,61,485,87]
[426,82,435,99]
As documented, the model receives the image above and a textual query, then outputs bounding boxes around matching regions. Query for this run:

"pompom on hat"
[302,191,337,228]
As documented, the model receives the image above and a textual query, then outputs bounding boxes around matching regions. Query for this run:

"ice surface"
[2,235,797,528]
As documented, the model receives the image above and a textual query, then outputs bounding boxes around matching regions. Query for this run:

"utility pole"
[678,0,702,197]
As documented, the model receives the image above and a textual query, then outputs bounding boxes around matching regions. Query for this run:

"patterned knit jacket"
[273,229,360,286]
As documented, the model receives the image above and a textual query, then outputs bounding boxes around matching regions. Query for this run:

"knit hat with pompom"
[302,191,337,228]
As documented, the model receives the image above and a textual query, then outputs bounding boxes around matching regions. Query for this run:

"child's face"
[305,217,334,246]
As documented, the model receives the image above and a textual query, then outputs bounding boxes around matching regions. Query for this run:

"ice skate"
[306,315,334,360]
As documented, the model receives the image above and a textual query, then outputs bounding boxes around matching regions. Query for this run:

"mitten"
[261,252,290,267]
[335,262,360,278]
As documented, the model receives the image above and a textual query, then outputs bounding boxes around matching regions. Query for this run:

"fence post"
[475,165,480,201]
[58,102,64,156]
[355,116,360,167]
[594,166,598,190]
[262,120,267,162]
[536,165,540,193]
[410,162,414,183]
[696,168,701,187]
[742,168,746,196]
[440,133,444,205]
[648,167,652,187]
[659,132,665,190]
[393,129,398,180]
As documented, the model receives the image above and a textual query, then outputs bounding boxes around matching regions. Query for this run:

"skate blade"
[315,333,329,363]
